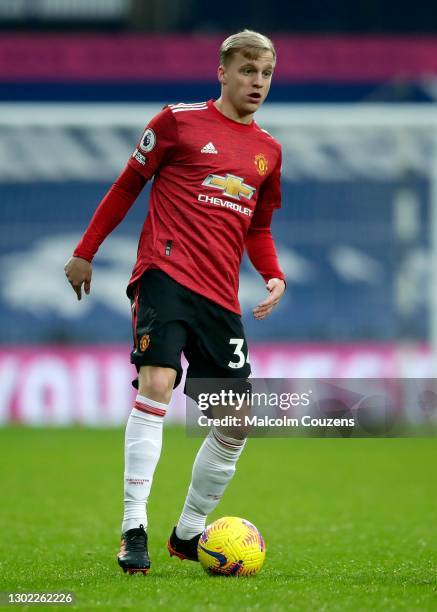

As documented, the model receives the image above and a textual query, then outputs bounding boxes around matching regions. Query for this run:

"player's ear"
[218,65,226,85]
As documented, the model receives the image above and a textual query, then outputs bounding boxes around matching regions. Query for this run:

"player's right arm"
[64,164,146,299]
[64,106,177,300]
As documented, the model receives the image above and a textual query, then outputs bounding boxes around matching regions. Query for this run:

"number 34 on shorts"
[228,338,250,369]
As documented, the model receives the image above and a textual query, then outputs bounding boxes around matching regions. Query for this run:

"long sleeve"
[73,164,146,262]
[245,146,285,283]
[245,205,285,283]
[74,105,178,262]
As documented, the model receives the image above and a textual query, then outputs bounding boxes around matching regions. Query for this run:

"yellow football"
[197,516,266,576]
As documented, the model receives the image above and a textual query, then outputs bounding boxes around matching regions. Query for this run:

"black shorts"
[130,268,251,389]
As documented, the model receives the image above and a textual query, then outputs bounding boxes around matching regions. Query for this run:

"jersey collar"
[207,99,257,132]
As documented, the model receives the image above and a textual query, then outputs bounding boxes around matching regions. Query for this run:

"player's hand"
[64,256,92,301]
[253,278,285,320]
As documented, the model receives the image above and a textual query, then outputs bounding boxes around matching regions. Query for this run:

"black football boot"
[117,524,150,575]
[167,526,201,562]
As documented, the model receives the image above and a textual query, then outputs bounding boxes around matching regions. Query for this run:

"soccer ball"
[197,516,266,576]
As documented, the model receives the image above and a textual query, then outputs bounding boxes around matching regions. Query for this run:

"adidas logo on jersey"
[201,142,218,154]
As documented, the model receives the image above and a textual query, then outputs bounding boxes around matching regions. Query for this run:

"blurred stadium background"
[2,0,437,426]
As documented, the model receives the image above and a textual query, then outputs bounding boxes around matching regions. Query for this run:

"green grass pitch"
[1,427,436,611]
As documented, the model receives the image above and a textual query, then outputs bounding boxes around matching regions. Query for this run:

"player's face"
[219,51,274,119]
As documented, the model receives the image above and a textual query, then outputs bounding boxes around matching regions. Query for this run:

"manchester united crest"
[254,154,268,176]
[139,334,150,352]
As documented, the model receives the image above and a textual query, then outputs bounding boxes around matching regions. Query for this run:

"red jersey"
[75,99,284,314]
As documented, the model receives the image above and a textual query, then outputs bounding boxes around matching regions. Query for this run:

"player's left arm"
[246,206,285,320]
[246,148,285,320]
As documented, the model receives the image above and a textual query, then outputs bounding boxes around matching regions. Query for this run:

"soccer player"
[64,29,285,575]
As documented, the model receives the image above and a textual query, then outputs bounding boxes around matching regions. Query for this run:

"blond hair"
[219,30,276,67]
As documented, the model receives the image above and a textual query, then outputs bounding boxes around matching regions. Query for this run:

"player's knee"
[138,366,176,403]
[216,425,249,441]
